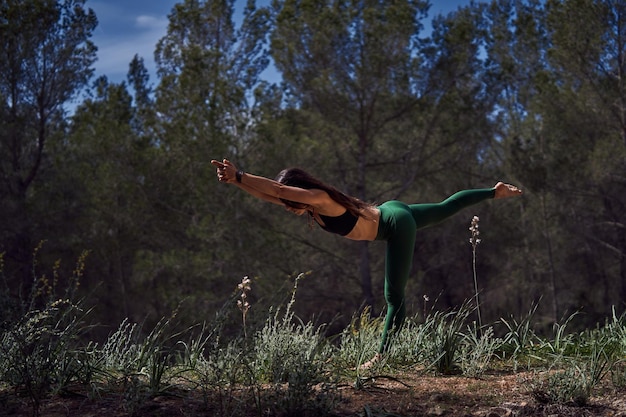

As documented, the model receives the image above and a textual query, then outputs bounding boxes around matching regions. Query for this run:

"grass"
[2,232,626,416]
[2,278,625,416]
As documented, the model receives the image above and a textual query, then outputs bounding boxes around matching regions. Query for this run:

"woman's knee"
[384,290,405,310]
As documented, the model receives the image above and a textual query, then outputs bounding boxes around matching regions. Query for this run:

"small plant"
[604,307,626,388]
[99,319,142,375]
[237,276,252,338]
[0,249,89,417]
[500,302,540,370]
[530,364,590,405]
[579,330,618,392]
[420,300,474,374]
[176,294,249,416]
[334,307,383,377]
[0,299,87,416]
[611,360,626,389]
[252,273,336,416]
[140,317,174,394]
[190,338,248,416]
[95,313,179,411]
[530,328,618,406]
[386,315,429,368]
[469,215,482,329]
[460,325,501,378]
[543,312,578,360]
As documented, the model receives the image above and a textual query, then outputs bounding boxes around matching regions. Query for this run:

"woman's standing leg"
[378,202,417,353]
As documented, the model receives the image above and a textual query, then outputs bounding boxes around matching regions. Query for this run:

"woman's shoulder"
[315,193,349,216]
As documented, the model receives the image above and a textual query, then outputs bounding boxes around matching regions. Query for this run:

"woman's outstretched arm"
[211,158,331,208]
[211,159,283,205]
[236,182,286,205]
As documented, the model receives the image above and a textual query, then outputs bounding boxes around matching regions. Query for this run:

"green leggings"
[374,188,496,353]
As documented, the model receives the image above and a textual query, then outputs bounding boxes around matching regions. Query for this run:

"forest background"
[1,0,625,343]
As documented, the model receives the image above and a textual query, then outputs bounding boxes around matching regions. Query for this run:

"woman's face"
[284,205,307,216]
[281,199,309,216]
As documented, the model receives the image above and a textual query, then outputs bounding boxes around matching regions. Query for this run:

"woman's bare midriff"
[344,207,381,241]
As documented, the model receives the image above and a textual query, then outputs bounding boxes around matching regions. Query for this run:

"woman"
[211,158,522,367]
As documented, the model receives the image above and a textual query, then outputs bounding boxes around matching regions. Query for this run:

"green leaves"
[2,0,626,342]
[0,0,98,296]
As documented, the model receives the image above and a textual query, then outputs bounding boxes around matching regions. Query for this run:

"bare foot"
[359,353,383,371]
[494,182,522,199]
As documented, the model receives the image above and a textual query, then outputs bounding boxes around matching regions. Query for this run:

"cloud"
[89,0,172,84]
[136,14,166,30]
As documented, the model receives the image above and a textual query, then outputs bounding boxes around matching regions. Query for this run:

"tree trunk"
[540,194,558,323]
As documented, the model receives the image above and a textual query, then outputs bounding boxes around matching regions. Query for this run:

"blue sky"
[89,0,471,86]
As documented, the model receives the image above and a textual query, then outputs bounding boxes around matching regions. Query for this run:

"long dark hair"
[275,168,374,218]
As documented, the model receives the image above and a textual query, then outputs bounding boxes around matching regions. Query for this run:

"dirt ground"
[2,371,626,417]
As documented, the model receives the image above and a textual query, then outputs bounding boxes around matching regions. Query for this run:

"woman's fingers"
[212,159,229,182]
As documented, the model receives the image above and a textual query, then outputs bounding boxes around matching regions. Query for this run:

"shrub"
[0,299,87,416]
[0,249,89,417]
[252,273,336,416]
[419,300,474,374]
[460,325,501,378]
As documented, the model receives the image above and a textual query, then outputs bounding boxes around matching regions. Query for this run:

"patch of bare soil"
[2,371,625,417]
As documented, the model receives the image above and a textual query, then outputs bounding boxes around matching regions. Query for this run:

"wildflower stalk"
[237,276,251,338]
[286,272,305,319]
[469,216,482,331]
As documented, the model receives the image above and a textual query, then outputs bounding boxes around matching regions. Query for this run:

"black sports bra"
[317,210,358,236]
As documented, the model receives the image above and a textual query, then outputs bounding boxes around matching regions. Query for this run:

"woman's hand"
[211,159,238,183]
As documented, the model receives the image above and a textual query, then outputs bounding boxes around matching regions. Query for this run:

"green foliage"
[90,316,181,410]
[2,266,626,414]
[460,325,501,378]
[251,274,336,416]
[0,0,98,295]
[0,299,86,413]
[3,2,626,415]
[418,300,474,374]
[98,316,175,392]
[385,316,429,368]
[542,312,578,359]
[4,0,626,348]
[530,336,618,406]
[2,3,626,415]
[530,365,590,406]
[333,307,385,374]
[0,250,90,416]
[606,309,626,388]
[254,277,317,380]
[187,339,248,416]
[500,302,540,365]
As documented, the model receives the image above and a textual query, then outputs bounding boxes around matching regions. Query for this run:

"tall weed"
[334,307,384,374]
[460,325,501,378]
[419,300,474,374]
[604,308,626,388]
[95,313,181,410]
[0,249,89,417]
[0,299,86,414]
[252,273,336,416]
[531,326,619,406]
[500,302,541,370]
[387,316,430,368]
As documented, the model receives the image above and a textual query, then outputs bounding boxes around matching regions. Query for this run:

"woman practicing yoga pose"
[211,158,522,367]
